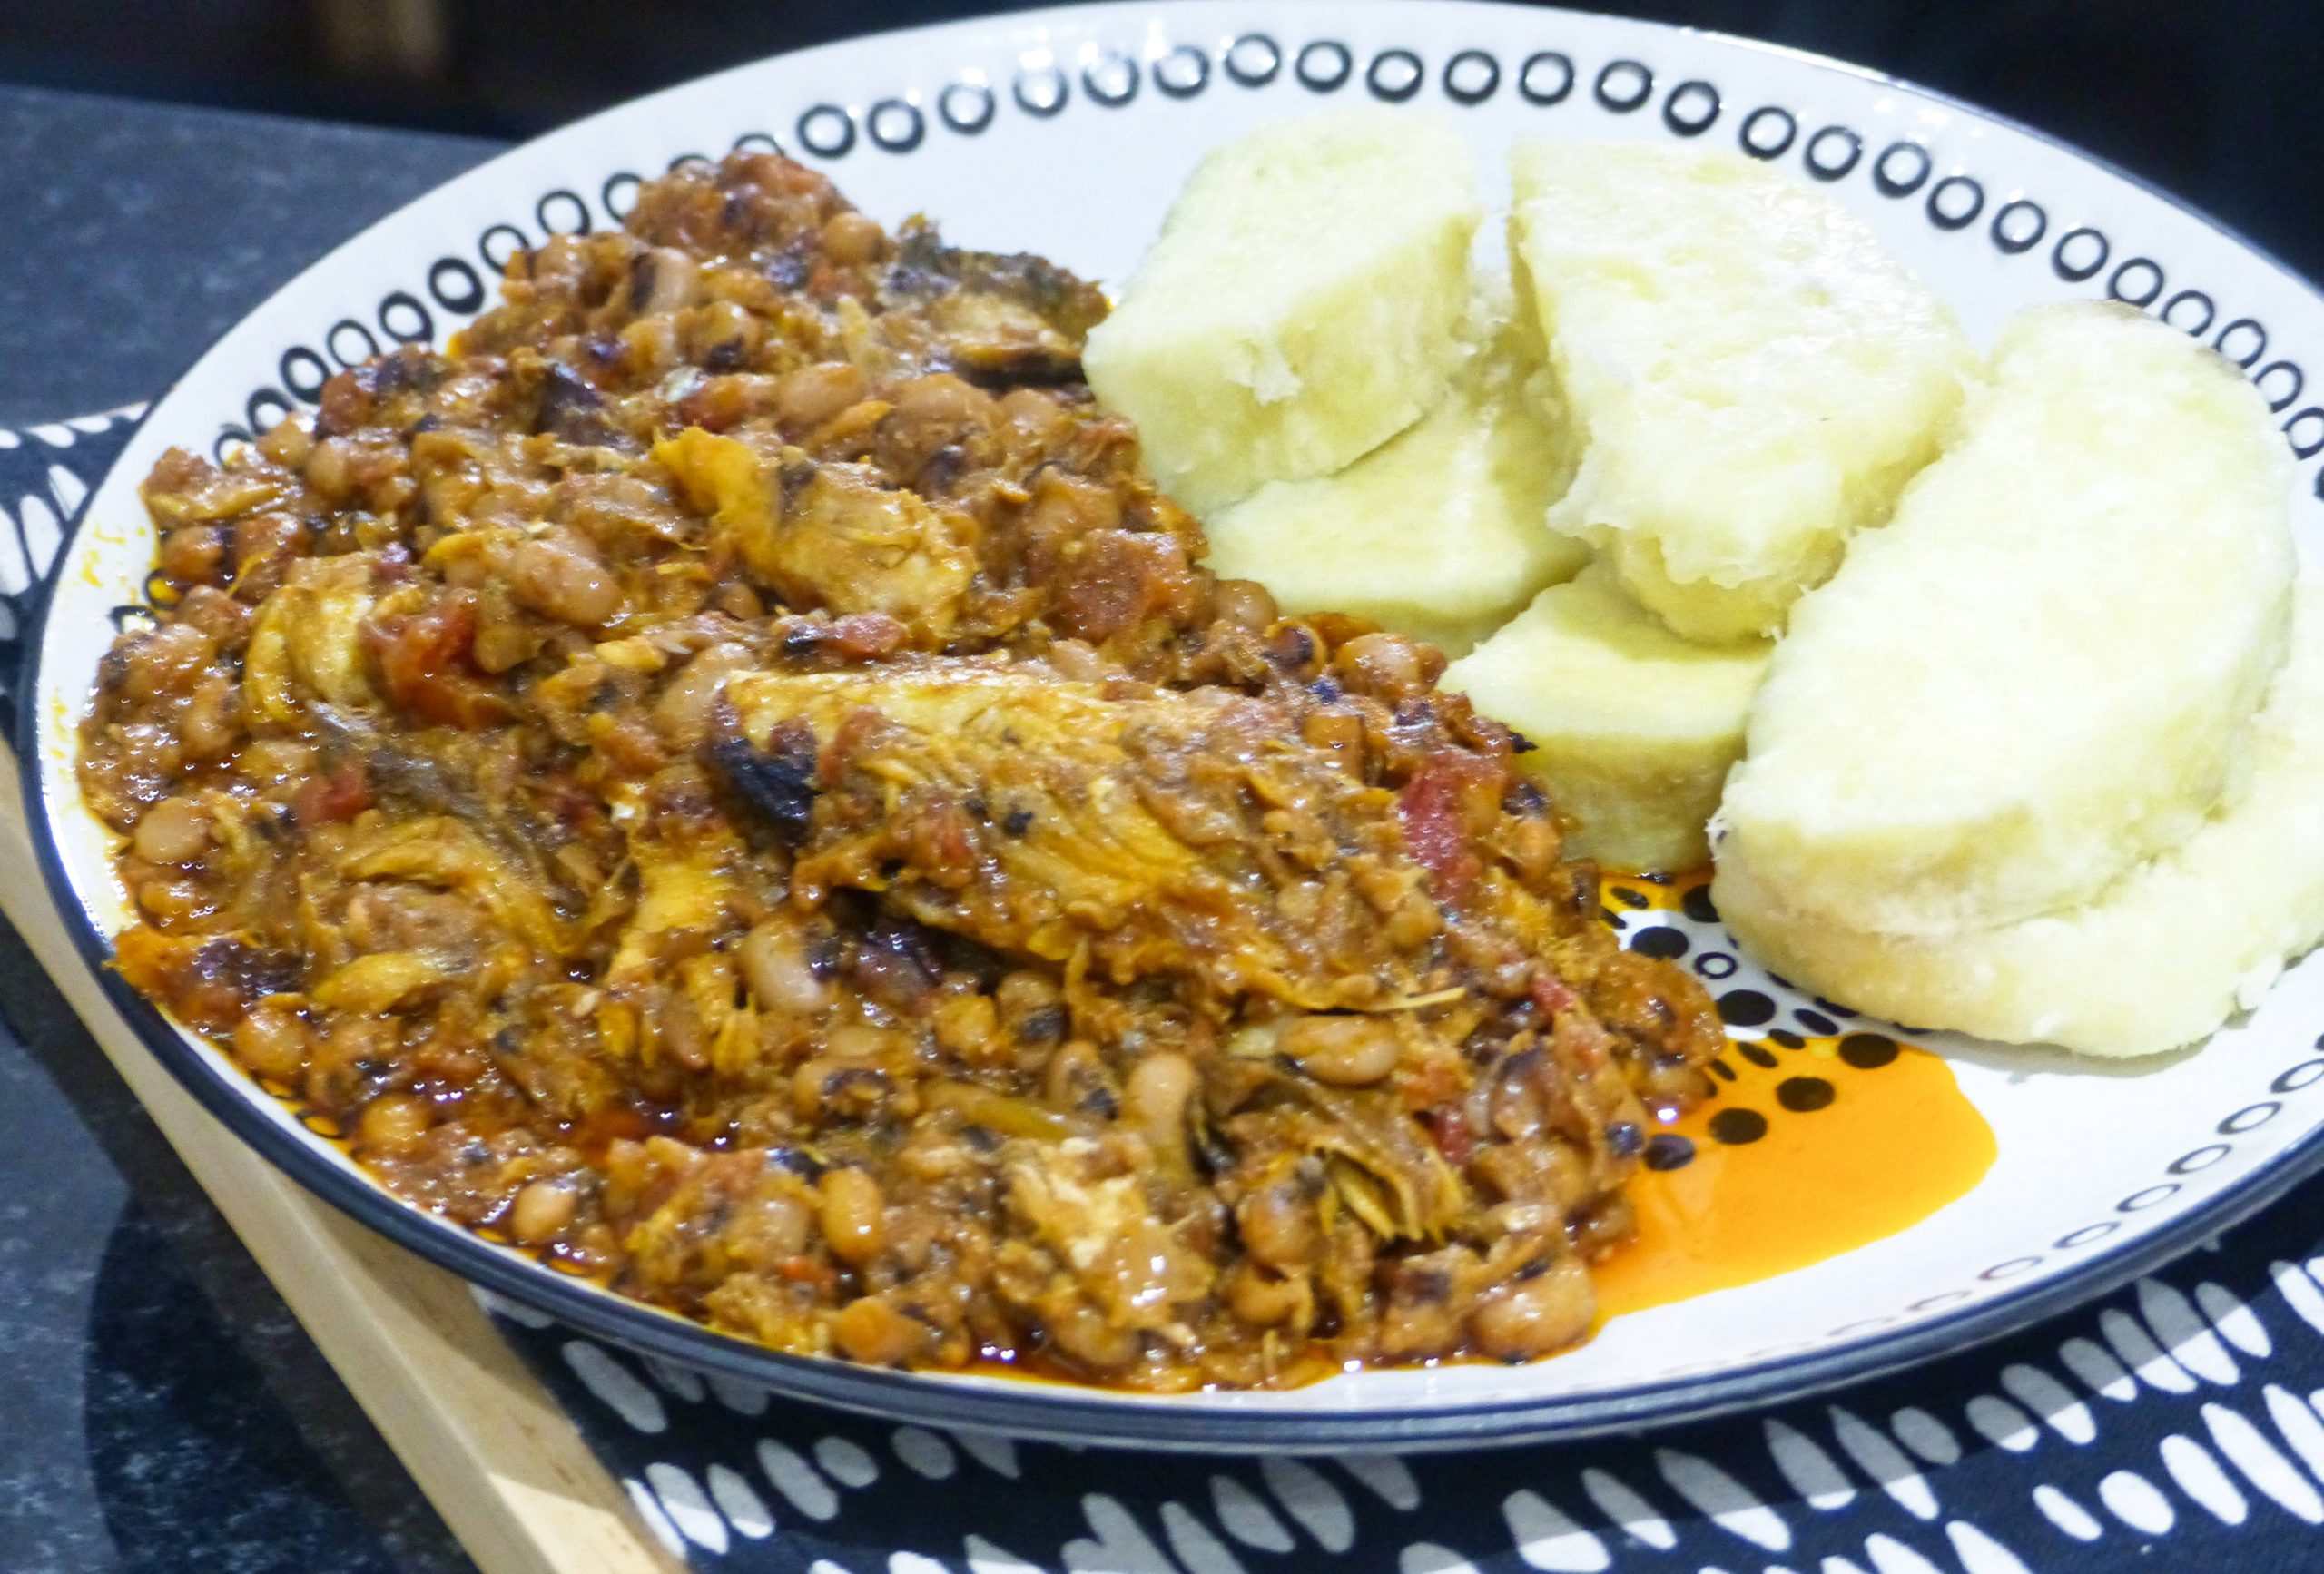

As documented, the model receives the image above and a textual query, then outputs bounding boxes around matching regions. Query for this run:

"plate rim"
[25,0,2324,1451]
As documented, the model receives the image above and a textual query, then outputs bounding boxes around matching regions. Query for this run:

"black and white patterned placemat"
[17,410,2324,1574]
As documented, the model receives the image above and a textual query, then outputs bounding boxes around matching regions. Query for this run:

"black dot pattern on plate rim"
[1777,1075,1836,1113]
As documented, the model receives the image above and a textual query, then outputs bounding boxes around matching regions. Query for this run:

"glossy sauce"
[253,867,1997,1382]
[1590,871,1997,1323]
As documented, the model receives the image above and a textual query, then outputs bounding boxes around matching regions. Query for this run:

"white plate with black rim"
[24,0,2324,1451]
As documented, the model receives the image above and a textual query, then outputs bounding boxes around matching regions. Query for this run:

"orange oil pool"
[1590,871,1998,1323]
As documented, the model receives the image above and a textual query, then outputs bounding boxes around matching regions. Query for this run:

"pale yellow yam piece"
[1718,302,2296,936]
[1085,110,1482,514]
[1716,578,2324,1058]
[1443,566,1771,871]
[1204,348,1587,656]
[1509,141,1974,641]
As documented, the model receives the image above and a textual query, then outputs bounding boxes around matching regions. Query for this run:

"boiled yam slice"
[1718,302,2296,936]
[1714,576,2324,1058]
[1443,566,1771,871]
[1085,110,1482,514]
[1508,141,1974,641]
[1203,335,1587,657]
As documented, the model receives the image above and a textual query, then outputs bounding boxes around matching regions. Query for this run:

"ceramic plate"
[26,0,2324,1450]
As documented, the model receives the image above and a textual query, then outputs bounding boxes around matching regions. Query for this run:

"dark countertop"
[0,83,501,1574]
[0,84,500,428]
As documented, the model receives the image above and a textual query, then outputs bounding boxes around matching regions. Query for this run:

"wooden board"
[0,749,684,1574]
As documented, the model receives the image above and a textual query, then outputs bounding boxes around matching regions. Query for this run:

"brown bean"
[740,920,832,1017]
[1300,709,1364,762]
[1211,578,1279,634]
[832,1296,927,1365]
[507,538,624,627]
[158,525,226,585]
[508,1178,579,1244]
[995,970,1064,1046]
[357,1094,432,1157]
[1333,630,1441,701]
[652,642,754,747]
[1121,1051,1196,1171]
[775,362,865,432]
[888,372,996,433]
[255,416,314,469]
[132,795,212,865]
[1226,1263,1310,1328]
[117,623,212,702]
[1047,1305,1139,1372]
[1470,1258,1595,1361]
[1238,1182,1319,1273]
[1282,1015,1401,1087]
[233,999,310,1081]
[632,246,701,315]
[818,1167,886,1267]
[821,211,888,268]
[684,299,758,368]
[997,387,1075,449]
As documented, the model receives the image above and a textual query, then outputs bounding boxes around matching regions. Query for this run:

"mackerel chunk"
[724,662,1459,1009]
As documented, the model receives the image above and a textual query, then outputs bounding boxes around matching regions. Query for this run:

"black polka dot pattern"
[1839,1033,1900,1069]
[1777,1076,1836,1113]
[1643,1133,1697,1171]
[1629,926,1689,960]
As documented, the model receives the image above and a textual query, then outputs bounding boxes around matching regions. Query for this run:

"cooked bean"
[733,1192,812,1264]
[508,1178,579,1244]
[632,245,700,314]
[1238,1182,1319,1273]
[832,1296,927,1364]
[821,211,888,267]
[1048,1305,1139,1372]
[158,525,225,584]
[117,623,211,702]
[740,922,829,1017]
[1300,708,1364,762]
[889,372,996,434]
[653,642,753,747]
[132,794,212,864]
[775,361,864,431]
[232,999,310,1081]
[819,1166,886,1266]
[1282,1015,1401,1086]
[1226,1264,1309,1328]
[1471,1258,1595,1361]
[1333,630,1440,701]
[1122,1051,1196,1171]
[1211,578,1279,634]
[507,538,623,626]
[357,1094,432,1157]
[995,970,1064,1045]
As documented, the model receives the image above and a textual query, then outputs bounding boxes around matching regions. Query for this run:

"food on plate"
[1443,566,1771,872]
[1717,303,2296,938]
[1717,578,2324,1058]
[1202,321,1587,655]
[1084,109,1482,514]
[1509,141,1975,642]
[80,149,1725,1389]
